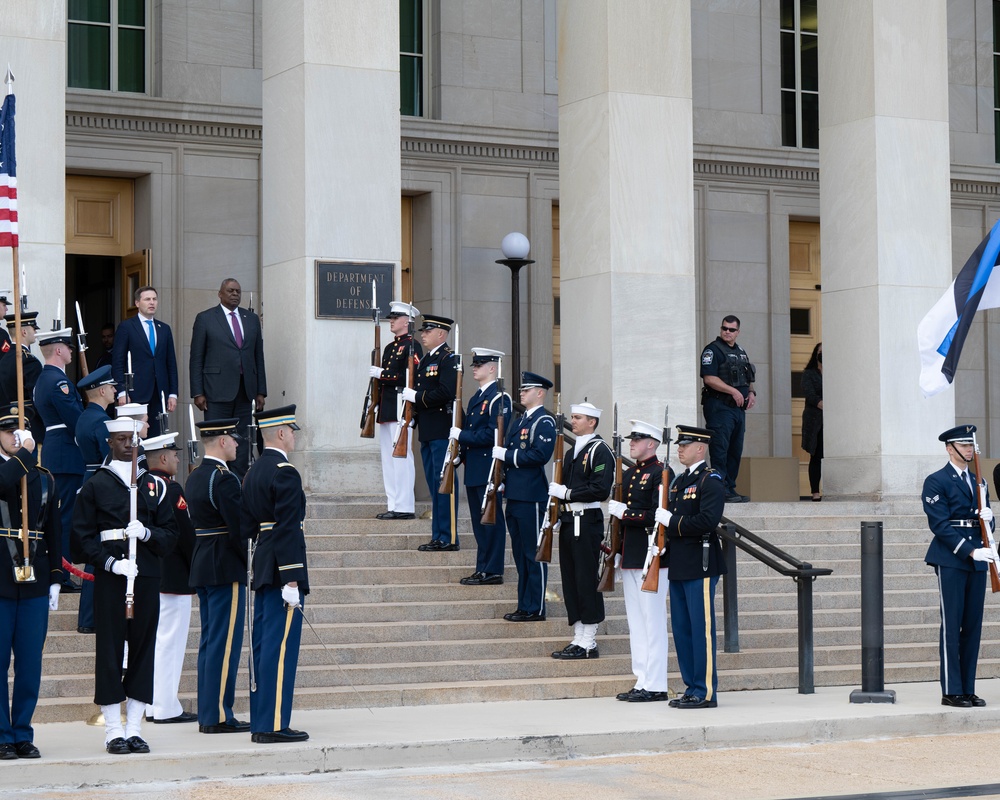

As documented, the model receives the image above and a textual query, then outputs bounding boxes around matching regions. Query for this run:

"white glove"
[110,559,138,578]
[654,507,673,527]
[613,553,622,570]
[402,387,417,403]
[369,365,383,379]
[449,426,463,441]
[13,429,33,450]
[281,583,301,608]
[607,500,627,520]
[48,583,60,611]
[492,445,507,461]
[972,547,997,563]
[979,507,994,524]
[548,482,568,500]
[125,519,148,541]
[452,456,461,466]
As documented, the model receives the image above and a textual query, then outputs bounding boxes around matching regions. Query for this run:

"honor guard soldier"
[71,417,179,754]
[454,348,511,585]
[144,433,198,724]
[548,402,614,659]
[371,301,422,520]
[923,424,997,708]
[0,296,11,355]
[187,418,250,734]
[241,405,309,744]
[0,408,59,759]
[493,372,556,621]
[0,312,40,413]
[403,314,460,551]
[654,425,726,708]
[607,420,673,702]
[34,327,85,591]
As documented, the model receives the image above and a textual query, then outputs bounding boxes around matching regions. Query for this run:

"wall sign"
[315,261,394,320]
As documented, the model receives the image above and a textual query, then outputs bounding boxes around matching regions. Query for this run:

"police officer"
[607,420,673,702]
[700,315,756,503]
[187,418,249,734]
[145,432,198,724]
[34,328,85,591]
[370,301,422,520]
[71,417,179,754]
[923,424,997,708]
[493,372,556,622]
[654,425,726,709]
[403,314,460,552]
[0,311,40,413]
[241,404,309,744]
[548,402,614,659]
[452,348,511,585]
[0,406,59,759]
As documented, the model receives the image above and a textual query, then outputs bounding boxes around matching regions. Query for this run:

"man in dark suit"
[189,279,267,477]
[111,286,178,438]
[923,424,997,708]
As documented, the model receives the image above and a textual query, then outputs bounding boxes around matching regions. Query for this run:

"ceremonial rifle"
[481,357,505,525]
[10,242,33,583]
[971,432,1000,593]
[74,301,90,378]
[640,405,670,593]
[439,323,462,494]
[158,390,169,435]
[392,317,416,458]
[360,280,380,439]
[597,403,623,593]
[125,419,139,619]
[246,292,258,467]
[535,393,562,563]
[187,404,199,473]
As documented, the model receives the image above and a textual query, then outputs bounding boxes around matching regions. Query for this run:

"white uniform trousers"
[379,421,415,513]
[621,568,669,692]
[151,593,192,720]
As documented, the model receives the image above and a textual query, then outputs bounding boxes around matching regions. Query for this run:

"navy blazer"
[189,305,267,402]
[458,381,512,488]
[111,315,179,403]
[923,463,994,572]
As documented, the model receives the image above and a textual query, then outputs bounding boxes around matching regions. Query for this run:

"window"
[400,0,423,116]
[68,0,147,93]
[780,0,818,149]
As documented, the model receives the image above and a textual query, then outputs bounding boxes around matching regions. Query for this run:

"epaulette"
[277,462,296,469]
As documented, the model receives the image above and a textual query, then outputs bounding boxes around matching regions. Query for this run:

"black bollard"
[849,521,896,703]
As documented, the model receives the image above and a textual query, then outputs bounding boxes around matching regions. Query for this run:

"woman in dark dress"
[801,342,823,501]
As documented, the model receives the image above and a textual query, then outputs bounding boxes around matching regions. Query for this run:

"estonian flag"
[918,219,1000,396]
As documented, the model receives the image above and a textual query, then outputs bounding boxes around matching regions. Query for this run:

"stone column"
[557,1,697,436]
[820,1,954,497]
[262,2,400,490]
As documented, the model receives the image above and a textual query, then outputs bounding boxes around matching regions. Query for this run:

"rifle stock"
[640,482,666,593]
[481,409,505,525]
[971,444,1000,593]
[360,289,381,439]
[536,395,563,563]
[597,453,623,593]
[392,323,416,459]
[125,424,139,620]
[439,364,463,495]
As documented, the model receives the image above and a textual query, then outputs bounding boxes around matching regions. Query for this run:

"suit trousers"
[378,421,415,513]
[0,594,48,744]
[151,593,192,720]
[206,378,253,478]
[669,575,720,702]
[621,569,669,692]
[703,397,745,494]
[197,583,246,726]
[935,564,986,696]
[466,484,506,575]
[504,499,547,615]
[250,585,302,734]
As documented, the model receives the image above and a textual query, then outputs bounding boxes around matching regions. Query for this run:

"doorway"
[789,220,822,498]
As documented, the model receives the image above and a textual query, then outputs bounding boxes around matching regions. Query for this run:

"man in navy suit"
[922,424,997,708]
[112,286,178,438]
[189,279,267,477]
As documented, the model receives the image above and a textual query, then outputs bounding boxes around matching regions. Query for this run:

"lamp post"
[496,232,535,396]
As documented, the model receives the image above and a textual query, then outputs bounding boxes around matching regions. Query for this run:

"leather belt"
[100,528,126,542]
[46,424,66,432]
[196,527,227,537]
[566,502,600,513]
[950,520,979,528]
[0,528,42,541]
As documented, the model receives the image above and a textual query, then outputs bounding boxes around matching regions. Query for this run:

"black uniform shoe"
[966,694,987,707]
[478,573,503,585]
[13,741,40,758]
[503,609,526,621]
[668,694,692,708]
[460,572,486,585]
[0,743,18,760]
[77,626,95,634]
[388,512,415,520]
[60,582,82,593]
[724,494,747,504]
[555,644,599,660]
[627,689,670,702]
[375,511,394,519]
[105,738,131,755]
[508,611,545,622]
[417,540,443,551]
[551,643,578,658]
[126,736,150,753]
[616,688,642,701]
[676,695,717,709]
[437,543,460,551]
[153,710,198,724]
[942,694,973,707]
[251,728,309,744]
[200,718,251,733]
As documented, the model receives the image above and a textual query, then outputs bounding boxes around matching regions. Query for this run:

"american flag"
[0,93,16,249]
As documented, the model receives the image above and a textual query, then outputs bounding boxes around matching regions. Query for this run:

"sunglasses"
[721,325,739,333]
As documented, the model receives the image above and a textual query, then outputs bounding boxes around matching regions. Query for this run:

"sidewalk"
[5,678,1000,793]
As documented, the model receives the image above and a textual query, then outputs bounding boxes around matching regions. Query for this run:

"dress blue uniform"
[240,406,308,739]
[922,424,995,705]
[188,425,247,731]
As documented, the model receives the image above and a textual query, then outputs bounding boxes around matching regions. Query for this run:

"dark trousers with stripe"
[53,473,82,585]
[420,438,459,545]
[558,509,606,626]
[466,484,505,575]
[505,499,547,615]
[935,565,986,696]
[250,585,303,733]
[0,595,48,744]
[669,575,720,702]
[197,582,246,726]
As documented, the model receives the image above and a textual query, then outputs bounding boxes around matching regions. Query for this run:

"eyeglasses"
[721,326,739,333]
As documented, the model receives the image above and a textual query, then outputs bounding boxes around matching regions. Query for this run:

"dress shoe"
[460,572,486,585]
[555,644,599,660]
[616,688,642,701]
[375,511,394,520]
[668,694,693,708]
[77,626,95,634]
[387,511,415,520]
[251,728,309,744]
[503,609,526,621]
[0,743,17,760]
[200,718,251,733]
[417,540,443,551]
[676,695,717,709]
[60,582,82,593]
[552,643,578,658]
[508,611,545,622]
[724,494,747,504]
[105,737,131,755]
[153,710,198,724]
[942,694,973,708]
[628,689,669,703]
[437,543,460,551]
[478,573,502,585]
[13,741,40,759]
[966,694,987,707]
[126,736,150,753]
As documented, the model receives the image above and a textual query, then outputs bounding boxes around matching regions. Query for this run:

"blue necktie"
[145,319,156,353]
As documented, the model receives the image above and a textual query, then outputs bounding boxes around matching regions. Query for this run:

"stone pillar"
[262,2,400,490]
[557,1,697,436]
[820,1,954,497]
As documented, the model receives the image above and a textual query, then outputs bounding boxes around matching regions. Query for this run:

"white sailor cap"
[105,418,140,434]
[386,301,420,319]
[117,403,148,418]
[36,327,74,347]
[143,432,180,452]
[471,348,504,365]
[570,401,602,419]
[626,420,661,441]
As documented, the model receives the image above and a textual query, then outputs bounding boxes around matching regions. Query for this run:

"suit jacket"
[189,305,267,402]
[112,315,179,404]
[459,381,512,488]
[923,463,994,572]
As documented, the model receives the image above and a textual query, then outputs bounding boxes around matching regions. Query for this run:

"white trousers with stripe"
[621,568,669,692]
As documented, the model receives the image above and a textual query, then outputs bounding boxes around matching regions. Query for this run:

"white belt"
[46,424,67,431]
[566,502,601,512]
[100,528,126,542]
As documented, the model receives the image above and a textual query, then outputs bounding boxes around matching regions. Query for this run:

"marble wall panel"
[303,1,397,70]
[184,176,259,236]
[438,86,495,124]
[222,67,263,106]
[493,90,545,129]
[463,35,522,91]
[704,210,768,264]
[188,8,255,68]
[161,61,223,102]
[183,233,259,287]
